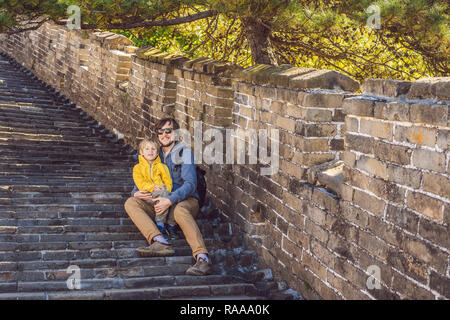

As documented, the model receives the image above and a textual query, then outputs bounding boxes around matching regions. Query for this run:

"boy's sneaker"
[185,258,211,276]
[166,224,178,240]
[136,241,174,257]
[156,222,167,235]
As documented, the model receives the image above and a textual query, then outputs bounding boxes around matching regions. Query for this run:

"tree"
[1,0,448,80]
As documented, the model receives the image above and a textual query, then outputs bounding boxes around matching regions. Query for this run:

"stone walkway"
[0,53,297,300]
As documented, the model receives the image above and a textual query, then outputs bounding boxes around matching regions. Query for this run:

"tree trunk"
[241,18,277,66]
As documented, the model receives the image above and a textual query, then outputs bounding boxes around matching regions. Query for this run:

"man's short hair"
[155,118,180,132]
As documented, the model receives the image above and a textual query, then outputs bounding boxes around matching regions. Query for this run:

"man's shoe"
[136,241,174,257]
[166,224,178,240]
[185,258,211,276]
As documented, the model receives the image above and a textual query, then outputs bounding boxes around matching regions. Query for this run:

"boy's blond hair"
[139,138,159,153]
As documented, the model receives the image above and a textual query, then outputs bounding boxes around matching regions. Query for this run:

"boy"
[133,139,178,240]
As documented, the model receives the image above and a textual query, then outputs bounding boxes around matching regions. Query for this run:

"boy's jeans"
[147,189,173,224]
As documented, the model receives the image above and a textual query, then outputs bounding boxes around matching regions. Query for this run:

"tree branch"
[54,10,218,30]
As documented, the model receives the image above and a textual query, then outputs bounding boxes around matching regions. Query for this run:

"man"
[124,118,211,276]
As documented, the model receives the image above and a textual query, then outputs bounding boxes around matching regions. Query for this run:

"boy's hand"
[133,190,152,201]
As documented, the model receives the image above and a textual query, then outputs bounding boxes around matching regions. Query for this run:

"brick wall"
[1,22,448,299]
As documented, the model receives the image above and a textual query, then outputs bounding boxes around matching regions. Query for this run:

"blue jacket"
[131,142,199,204]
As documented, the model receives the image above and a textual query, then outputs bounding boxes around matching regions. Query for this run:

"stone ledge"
[363,77,450,103]
[362,79,412,98]
[307,160,343,197]
[238,65,359,92]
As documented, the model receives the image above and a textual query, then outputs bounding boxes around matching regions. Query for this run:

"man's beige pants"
[124,196,208,258]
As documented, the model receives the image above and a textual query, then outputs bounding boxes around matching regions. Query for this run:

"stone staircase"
[0,53,297,300]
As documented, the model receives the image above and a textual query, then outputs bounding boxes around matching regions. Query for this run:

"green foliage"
[0,0,448,81]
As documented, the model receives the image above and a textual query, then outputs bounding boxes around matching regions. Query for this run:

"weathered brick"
[407,191,444,222]
[394,125,436,147]
[418,218,450,248]
[386,164,422,188]
[402,235,448,273]
[360,118,393,141]
[287,226,309,250]
[305,218,329,244]
[392,271,434,300]
[302,252,326,280]
[302,92,345,108]
[353,189,385,217]
[379,101,410,121]
[409,103,448,126]
[412,149,446,173]
[387,249,429,285]
[385,204,419,234]
[422,173,450,198]
[367,215,403,247]
[342,98,374,116]
[429,270,450,298]
[276,116,296,132]
[326,271,368,300]
[356,156,387,179]
[340,202,370,228]
[358,230,389,261]
[373,141,411,165]
[345,116,359,133]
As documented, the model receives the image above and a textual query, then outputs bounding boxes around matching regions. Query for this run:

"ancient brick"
[392,271,434,300]
[360,118,393,141]
[418,218,450,249]
[301,92,345,108]
[381,101,410,121]
[353,189,385,217]
[429,270,450,298]
[356,156,387,179]
[402,234,448,273]
[302,252,327,280]
[345,116,359,133]
[345,133,374,155]
[407,191,444,222]
[409,103,448,126]
[358,230,389,262]
[386,164,422,189]
[422,173,450,198]
[276,116,296,132]
[342,98,374,116]
[373,141,411,165]
[340,202,370,229]
[394,125,437,147]
[385,204,419,234]
[304,218,329,244]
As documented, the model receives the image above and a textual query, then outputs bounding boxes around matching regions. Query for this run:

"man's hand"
[133,190,152,201]
[153,197,172,215]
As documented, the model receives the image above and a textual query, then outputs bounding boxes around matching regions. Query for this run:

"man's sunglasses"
[157,128,173,135]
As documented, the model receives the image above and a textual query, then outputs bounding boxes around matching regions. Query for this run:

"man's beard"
[161,140,174,148]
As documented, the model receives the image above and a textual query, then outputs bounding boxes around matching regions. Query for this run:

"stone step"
[0,185,132,193]
[0,283,260,300]
[0,151,133,162]
[2,274,248,293]
[0,106,87,121]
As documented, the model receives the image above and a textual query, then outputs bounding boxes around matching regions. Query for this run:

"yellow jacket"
[133,155,173,193]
